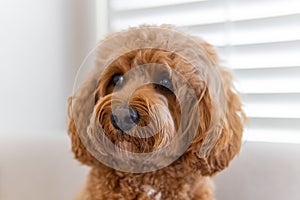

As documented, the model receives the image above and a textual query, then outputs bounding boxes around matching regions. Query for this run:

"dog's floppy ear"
[185,42,245,176]
[67,79,99,166]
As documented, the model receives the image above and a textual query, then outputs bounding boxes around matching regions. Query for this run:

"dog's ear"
[67,80,99,166]
[185,42,245,176]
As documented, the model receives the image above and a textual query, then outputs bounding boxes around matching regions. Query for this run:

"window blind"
[106,0,300,143]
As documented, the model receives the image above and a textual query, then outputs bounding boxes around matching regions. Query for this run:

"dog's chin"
[99,123,174,153]
[109,129,155,153]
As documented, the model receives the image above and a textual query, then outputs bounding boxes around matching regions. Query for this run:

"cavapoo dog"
[68,25,245,200]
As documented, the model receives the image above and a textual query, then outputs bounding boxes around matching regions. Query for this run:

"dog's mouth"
[114,130,156,153]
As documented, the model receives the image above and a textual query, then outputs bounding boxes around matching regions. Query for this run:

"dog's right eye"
[111,74,125,88]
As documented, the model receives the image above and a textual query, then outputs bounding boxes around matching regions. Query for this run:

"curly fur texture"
[68,25,245,200]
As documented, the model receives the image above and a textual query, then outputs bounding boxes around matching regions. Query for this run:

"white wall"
[0,0,99,136]
[0,1,107,199]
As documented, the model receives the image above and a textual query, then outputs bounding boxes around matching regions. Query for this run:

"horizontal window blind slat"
[233,67,300,94]
[243,93,300,104]
[219,40,300,69]
[184,13,300,32]
[245,118,300,142]
[244,129,300,143]
[236,84,300,94]
[228,0,300,22]
[234,66,300,78]
[243,93,300,118]
[110,0,207,11]
[244,104,300,118]
[249,118,300,130]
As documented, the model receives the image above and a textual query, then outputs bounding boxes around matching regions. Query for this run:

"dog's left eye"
[157,77,173,92]
[111,74,124,88]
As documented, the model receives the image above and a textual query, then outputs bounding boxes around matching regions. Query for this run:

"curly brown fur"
[68,25,245,200]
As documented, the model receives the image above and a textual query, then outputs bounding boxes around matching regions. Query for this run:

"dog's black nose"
[110,107,139,131]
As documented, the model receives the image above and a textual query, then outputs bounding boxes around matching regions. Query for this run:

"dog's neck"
[81,160,215,200]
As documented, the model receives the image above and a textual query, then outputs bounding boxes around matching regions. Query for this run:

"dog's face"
[68,26,245,175]
[93,49,202,154]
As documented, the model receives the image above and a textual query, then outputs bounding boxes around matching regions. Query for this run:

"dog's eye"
[111,74,124,88]
[157,77,173,92]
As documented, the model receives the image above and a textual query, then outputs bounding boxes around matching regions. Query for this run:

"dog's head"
[68,25,245,175]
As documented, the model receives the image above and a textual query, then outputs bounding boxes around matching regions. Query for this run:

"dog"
[68,25,245,200]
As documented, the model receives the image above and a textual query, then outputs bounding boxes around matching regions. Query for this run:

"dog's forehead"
[95,25,216,74]
[104,49,192,78]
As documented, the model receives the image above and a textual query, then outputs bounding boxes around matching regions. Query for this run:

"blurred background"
[0,0,299,199]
